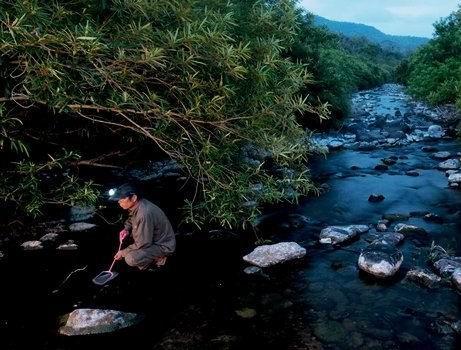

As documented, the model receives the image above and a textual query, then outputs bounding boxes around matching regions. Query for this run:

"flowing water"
[1,85,460,349]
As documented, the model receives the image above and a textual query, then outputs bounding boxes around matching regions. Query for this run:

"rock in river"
[59,308,142,335]
[406,268,441,288]
[243,242,306,267]
[438,159,460,170]
[433,257,461,277]
[452,268,461,291]
[394,223,427,235]
[319,225,369,245]
[358,242,403,278]
[69,222,97,232]
[21,241,44,250]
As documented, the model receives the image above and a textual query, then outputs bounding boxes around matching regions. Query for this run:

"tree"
[0,0,328,227]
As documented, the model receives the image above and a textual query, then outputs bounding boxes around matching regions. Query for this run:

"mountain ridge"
[313,15,429,53]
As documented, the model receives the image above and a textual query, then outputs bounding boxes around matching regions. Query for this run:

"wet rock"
[372,233,404,246]
[69,205,95,222]
[39,233,59,242]
[328,140,344,150]
[406,268,441,288]
[319,225,369,245]
[427,125,445,138]
[382,158,397,166]
[376,223,387,232]
[235,308,257,319]
[358,142,377,151]
[438,159,460,170]
[405,171,419,177]
[422,146,438,153]
[452,268,461,291]
[382,213,409,222]
[358,242,403,278]
[433,257,461,277]
[431,151,451,160]
[57,241,78,251]
[0,251,4,260]
[59,308,142,335]
[243,266,262,275]
[448,173,461,184]
[21,240,44,250]
[368,194,385,202]
[69,223,97,232]
[446,170,458,177]
[242,242,306,267]
[374,164,388,171]
[394,223,427,235]
[423,213,444,223]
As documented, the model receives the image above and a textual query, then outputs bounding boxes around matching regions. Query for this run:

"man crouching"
[111,183,176,270]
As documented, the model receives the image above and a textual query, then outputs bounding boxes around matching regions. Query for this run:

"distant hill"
[314,15,429,53]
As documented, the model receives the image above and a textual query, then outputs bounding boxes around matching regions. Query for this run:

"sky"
[299,0,461,37]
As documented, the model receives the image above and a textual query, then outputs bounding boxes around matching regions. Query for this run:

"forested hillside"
[396,7,461,110]
[314,15,429,54]
[0,0,402,228]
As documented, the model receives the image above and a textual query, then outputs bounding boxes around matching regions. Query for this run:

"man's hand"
[114,251,124,260]
[119,229,128,242]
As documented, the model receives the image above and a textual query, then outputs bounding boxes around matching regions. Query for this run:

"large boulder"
[59,309,142,335]
[358,242,403,278]
[243,242,306,268]
[319,225,369,245]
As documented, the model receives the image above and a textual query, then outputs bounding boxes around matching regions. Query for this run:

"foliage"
[0,0,329,227]
[290,14,402,118]
[0,150,100,217]
[396,7,461,109]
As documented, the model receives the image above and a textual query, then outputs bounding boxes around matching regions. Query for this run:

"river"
[1,84,460,349]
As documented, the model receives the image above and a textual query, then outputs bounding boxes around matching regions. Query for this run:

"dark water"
[1,85,461,349]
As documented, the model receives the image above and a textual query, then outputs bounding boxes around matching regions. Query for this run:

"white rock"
[319,225,369,245]
[21,240,44,250]
[57,241,79,250]
[448,173,461,184]
[69,223,96,232]
[39,233,59,242]
[427,125,445,138]
[438,159,460,170]
[59,308,142,335]
[358,242,403,278]
[243,242,306,267]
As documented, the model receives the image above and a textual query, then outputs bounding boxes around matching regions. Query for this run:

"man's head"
[109,183,142,210]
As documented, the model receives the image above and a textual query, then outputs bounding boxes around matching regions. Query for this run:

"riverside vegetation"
[0,0,414,229]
